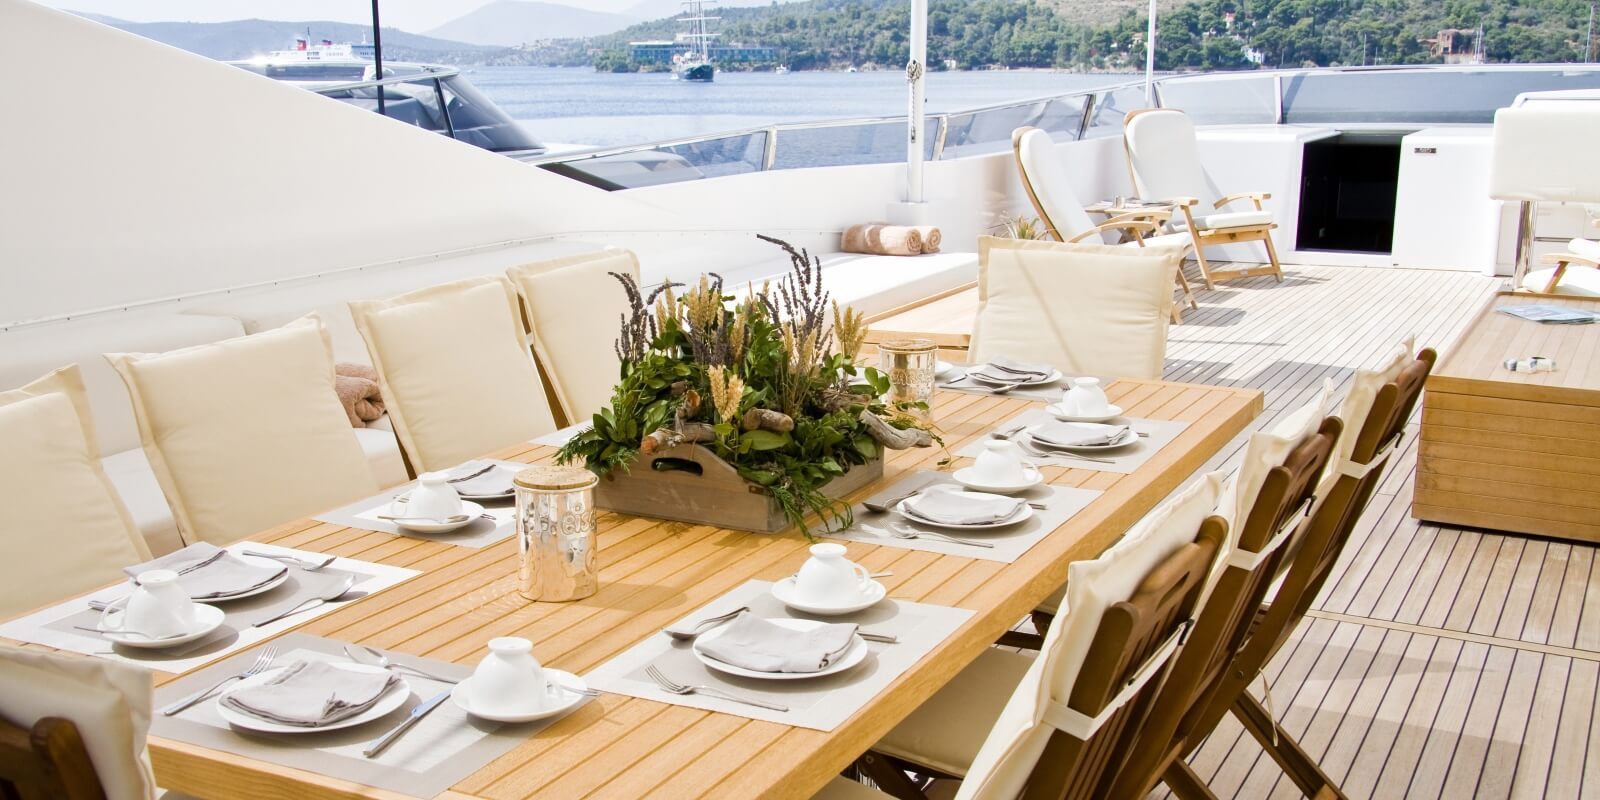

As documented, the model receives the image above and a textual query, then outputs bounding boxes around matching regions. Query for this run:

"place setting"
[936,356,1075,401]
[820,438,1101,562]
[150,632,590,799]
[0,542,417,673]
[584,570,971,731]
[955,377,1192,474]
[316,459,523,547]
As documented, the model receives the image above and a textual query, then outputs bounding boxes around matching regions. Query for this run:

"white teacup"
[793,543,872,605]
[469,637,549,712]
[103,569,197,638]
[972,439,1030,485]
[408,472,464,521]
[1062,377,1111,417]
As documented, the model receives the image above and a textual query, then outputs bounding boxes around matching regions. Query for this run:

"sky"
[36,1,641,31]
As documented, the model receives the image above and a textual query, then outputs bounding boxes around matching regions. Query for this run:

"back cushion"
[107,315,379,545]
[0,366,150,617]
[507,249,639,425]
[351,276,557,472]
[972,236,1182,379]
[1016,127,1099,241]
[1124,109,1210,204]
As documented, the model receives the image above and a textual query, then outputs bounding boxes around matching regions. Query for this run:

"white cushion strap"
[1224,495,1312,571]
[1040,621,1189,741]
[1336,431,1402,480]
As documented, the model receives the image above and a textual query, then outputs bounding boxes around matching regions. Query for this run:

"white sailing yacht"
[673,0,719,82]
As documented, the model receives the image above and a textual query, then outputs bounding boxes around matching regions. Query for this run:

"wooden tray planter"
[593,443,884,534]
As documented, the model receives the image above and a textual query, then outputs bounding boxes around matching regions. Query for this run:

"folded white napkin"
[696,612,858,673]
[902,486,1024,525]
[1029,421,1130,448]
[220,660,400,727]
[446,460,516,497]
[968,357,1053,383]
[124,543,285,599]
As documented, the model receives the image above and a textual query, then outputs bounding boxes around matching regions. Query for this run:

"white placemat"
[584,580,972,732]
[314,459,522,548]
[152,634,579,799]
[936,361,1110,402]
[956,409,1191,474]
[820,471,1101,562]
[0,543,417,674]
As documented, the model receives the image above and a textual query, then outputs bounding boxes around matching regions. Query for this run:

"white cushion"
[1332,337,1414,476]
[100,449,184,557]
[1489,105,1600,202]
[1015,127,1099,241]
[714,251,977,320]
[876,648,1037,777]
[1173,209,1274,231]
[1570,237,1600,261]
[0,314,247,457]
[971,236,1183,380]
[1124,109,1211,205]
[0,645,157,800]
[354,426,408,489]
[351,276,558,473]
[107,315,380,545]
[0,366,151,617]
[954,472,1223,800]
[812,776,893,800]
[1524,265,1600,296]
[508,249,640,426]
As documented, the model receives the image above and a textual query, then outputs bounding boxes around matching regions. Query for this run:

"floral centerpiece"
[557,235,935,535]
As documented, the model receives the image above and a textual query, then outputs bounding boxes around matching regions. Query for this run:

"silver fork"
[243,550,336,571]
[161,645,278,715]
[645,665,788,712]
[892,529,995,548]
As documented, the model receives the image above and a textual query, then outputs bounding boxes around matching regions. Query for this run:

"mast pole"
[907,0,927,204]
[1588,3,1595,62]
[1144,0,1157,106]
[371,0,385,115]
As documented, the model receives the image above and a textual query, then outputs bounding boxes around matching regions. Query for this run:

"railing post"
[1078,94,1097,140]
[1273,73,1285,124]
[763,127,778,170]
[932,114,948,160]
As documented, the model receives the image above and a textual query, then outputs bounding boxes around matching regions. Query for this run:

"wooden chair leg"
[1162,759,1221,800]
[1231,692,1348,800]
[1190,242,1217,290]
[996,630,1044,650]
[1176,264,1199,308]
[857,751,929,800]
[1261,232,1284,283]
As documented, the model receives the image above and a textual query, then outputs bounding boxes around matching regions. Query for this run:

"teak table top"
[1429,292,1600,406]
[11,380,1260,800]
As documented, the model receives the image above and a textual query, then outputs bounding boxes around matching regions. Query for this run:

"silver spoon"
[253,576,356,627]
[342,645,460,684]
[74,625,187,640]
[662,606,749,641]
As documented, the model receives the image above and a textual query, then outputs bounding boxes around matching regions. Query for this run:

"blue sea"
[468,66,1136,147]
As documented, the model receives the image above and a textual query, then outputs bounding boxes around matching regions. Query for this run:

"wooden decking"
[1137,263,1599,799]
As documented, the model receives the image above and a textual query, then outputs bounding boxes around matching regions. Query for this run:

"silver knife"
[363,689,453,758]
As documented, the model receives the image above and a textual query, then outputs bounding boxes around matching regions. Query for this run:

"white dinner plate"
[215,663,410,734]
[894,497,1034,531]
[770,577,886,616]
[693,618,868,680]
[1044,403,1126,424]
[966,369,1063,388]
[451,669,588,723]
[951,465,1044,495]
[99,604,226,649]
[387,500,487,533]
[1027,426,1139,452]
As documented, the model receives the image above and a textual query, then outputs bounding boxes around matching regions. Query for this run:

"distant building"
[629,40,778,64]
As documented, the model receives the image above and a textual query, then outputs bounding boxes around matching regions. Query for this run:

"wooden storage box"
[593,444,884,534]
[1415,292,1600,543]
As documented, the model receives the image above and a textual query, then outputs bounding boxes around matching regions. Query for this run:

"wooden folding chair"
[1154,350,1436,800]
[0,715,107,800]
[859,517,1226,800]
[1099,417,1341,800]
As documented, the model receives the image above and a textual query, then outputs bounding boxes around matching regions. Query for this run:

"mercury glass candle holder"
[879,337,937,406]
[514,466,599,602]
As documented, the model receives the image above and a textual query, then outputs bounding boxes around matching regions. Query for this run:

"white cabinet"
[1391,128,1503,274]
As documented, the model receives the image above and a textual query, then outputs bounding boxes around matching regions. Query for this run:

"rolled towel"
[842,223,923,256]
[912,225,942,253]
[334,362,385,426]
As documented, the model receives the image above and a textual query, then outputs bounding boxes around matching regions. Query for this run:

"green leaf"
[741,429,792,451]
[852,435,879,461]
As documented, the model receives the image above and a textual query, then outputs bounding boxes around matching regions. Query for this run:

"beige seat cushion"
[351,276,557,473]
[876,648,1036,777]
[507,249,639,426]
[0,645,157,800]
[0,366,150,617]
[1523,265,1600,296]
[971,236,1183,380]
[100,449,184,557]
[107,316,379,546]
[1173,209,1274,231]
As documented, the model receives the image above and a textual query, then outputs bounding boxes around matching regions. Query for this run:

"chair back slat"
[0,716,106,800]
[1021,518,1225,800]
[1100,419,1340,799]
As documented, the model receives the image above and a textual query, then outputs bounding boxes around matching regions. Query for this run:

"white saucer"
[952,465,1044,495]
[1045,403,1125,423]
[451,669,588,723]
[215,663,410,733]
[99,604,226,649]
[388,500,487,533]
[967,369,1063,388]
[771,577,886,615]
[1028,427,1139,451]
[935,360,957,379]
[895,497,1034,531]
[693,618,868,680]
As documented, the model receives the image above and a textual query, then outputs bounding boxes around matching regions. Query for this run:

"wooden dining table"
[19,379,1260,800]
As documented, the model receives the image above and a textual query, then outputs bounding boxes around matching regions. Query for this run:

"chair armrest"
[1103,209,1173,226]
[1215,192,1271,210]
[1069,219,1159,243]
[1158,196,1200,207]
[1539,252,1600,268]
